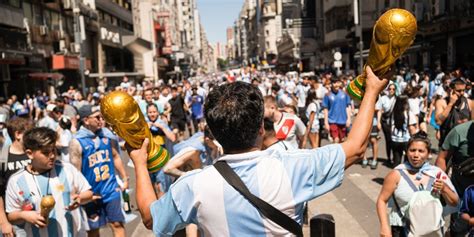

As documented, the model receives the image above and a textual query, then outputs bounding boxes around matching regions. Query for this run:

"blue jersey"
[77,136,119,202]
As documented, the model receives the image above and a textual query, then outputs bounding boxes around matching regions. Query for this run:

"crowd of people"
[0,65,472,237]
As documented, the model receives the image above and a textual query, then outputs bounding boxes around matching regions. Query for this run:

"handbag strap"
[214,161,303,236]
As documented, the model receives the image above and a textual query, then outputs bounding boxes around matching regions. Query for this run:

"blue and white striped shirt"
[150,144,345,236]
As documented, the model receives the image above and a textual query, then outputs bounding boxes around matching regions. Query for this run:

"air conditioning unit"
[70,43,80,53]
[59,40,68,52]
[39,25,48,36]
[63,0,72,9]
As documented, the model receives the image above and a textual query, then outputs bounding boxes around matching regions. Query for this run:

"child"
[5,127,93,237]
[461,185,474,236]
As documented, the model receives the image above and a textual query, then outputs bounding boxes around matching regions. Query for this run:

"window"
[43,10,51,26]
[23,2,33,22]
[325,6,349,33]
[33,4,43,25]
[112,16,118,26]
[8,0,20,8]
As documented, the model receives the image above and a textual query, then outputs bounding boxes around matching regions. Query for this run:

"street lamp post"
[354,0,363,74]
[72,0,87,96]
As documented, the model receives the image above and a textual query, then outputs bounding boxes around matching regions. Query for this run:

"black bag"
[455,157,474,177]
[214,161,303,236]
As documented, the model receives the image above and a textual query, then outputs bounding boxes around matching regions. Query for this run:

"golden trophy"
[100,91,170,173]
[40,195,55,225]
[347,8,417,101]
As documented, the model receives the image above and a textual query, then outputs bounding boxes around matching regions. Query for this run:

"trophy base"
[347,81,364,101]
[147,148,170,173]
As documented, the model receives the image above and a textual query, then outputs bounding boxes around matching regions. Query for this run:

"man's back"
[150,144,345,236]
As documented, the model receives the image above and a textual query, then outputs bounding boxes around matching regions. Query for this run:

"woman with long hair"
[376,132,458,237]
[391,95,418,167]
[301,89,320,148]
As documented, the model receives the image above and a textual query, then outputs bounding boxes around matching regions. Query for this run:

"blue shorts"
[84,196,125,230]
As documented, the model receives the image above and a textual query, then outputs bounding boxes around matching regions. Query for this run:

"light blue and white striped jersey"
[6,161,91,237]
[150,144,345,236]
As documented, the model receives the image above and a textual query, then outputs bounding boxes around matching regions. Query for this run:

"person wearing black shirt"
[168,86,187,141]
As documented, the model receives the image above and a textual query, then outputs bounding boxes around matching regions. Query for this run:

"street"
[100,127,440,237]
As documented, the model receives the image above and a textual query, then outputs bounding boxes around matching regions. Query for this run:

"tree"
[217,58,228,71]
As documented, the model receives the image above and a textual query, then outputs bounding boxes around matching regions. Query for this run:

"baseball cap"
[78,105,100,119]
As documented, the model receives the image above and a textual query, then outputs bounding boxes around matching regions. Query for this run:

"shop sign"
[100,27,121,44]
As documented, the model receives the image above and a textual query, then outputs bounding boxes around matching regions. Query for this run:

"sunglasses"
[89,114,103,120]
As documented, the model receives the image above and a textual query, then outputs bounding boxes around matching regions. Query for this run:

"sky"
[197,0,244,45]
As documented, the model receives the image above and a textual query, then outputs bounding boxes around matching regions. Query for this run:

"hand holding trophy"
[347,8,417,101]
[100,91,170,173]
[40,195,55,225]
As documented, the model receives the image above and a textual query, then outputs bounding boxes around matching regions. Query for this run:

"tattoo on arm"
[69,139,82,170]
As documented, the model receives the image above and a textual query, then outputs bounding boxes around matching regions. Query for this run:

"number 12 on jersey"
[94,165,110,182]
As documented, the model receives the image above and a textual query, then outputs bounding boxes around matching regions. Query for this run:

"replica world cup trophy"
[347,8,417,101]
[40,195,55,225]
[100,91,170,173]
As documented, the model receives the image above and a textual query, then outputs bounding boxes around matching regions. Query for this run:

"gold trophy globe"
[100,91,170,173]
[347,8,417,101]
[40,195,55,225]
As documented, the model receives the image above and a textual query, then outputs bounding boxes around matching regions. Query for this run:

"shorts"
[84,196,125,230]
[370,125,379,138]
[329,124,347,140]
[171,119,186,132]
[309,120,320,134]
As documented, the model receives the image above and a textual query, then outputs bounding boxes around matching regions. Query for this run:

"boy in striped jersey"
[5,127,93,237]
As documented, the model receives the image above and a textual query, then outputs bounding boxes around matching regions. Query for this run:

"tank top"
[77,136,119,202]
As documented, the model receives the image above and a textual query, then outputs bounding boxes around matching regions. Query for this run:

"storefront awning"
[88,72,144,78]
[52,55,92,70]
[28,72,64,80]
[122,35,152,55]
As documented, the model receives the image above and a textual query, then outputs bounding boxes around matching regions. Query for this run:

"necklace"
[28,165,52,197]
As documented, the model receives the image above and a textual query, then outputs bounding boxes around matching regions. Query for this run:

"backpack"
[393,169,444,237]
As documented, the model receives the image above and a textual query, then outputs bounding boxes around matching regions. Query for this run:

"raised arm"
[341,66,391,168]
[127,139,156,229]
[163,150,201,178]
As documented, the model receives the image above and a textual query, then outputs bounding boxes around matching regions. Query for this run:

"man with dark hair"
[264,95,306,149]
[262,118,292,151]
[127,67,390,235]
[323,77,352,143]
[435,77,474,146]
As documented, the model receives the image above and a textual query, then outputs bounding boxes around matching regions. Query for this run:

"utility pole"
[354,0,363,74]
[72,0,87,96]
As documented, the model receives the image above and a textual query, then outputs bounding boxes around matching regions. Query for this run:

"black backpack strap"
[214,161,303,236]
